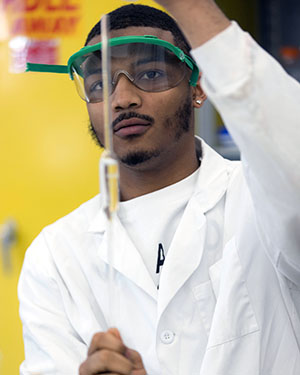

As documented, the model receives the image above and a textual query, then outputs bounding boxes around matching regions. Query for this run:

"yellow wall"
[0,1,161,374]
[0,1,256,373]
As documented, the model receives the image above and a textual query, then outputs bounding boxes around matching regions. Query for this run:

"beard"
[88,121,104,148]
[165,94,192,141]
[88,94,193,166]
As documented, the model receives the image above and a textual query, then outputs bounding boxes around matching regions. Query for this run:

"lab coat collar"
[194,136,231,212]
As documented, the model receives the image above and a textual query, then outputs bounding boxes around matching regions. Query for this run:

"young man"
[19,1,300,374]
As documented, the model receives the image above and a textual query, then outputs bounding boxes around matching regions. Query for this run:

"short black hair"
[85,4,191,54]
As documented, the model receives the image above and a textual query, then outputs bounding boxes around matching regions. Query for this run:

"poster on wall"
[0,0,83,72]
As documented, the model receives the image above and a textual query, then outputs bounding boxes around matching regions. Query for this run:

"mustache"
[112,112,154,128]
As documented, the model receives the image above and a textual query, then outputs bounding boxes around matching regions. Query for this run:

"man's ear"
[192,73,207,108]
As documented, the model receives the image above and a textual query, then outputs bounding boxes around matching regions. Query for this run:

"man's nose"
[111,74,142,111]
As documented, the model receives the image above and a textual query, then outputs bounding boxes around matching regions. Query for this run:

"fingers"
[88,330,126,356]
[79,349,133,375]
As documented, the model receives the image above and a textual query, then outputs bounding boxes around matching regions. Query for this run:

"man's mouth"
[113,118,151,138]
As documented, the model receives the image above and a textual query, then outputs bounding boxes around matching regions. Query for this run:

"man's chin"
[120,149,160,166]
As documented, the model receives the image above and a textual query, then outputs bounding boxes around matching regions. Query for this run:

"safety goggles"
[26,35,200,103]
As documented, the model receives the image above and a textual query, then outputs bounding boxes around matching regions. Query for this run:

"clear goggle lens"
[71,43,190,103]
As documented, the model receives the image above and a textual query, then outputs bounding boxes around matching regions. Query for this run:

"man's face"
[86,26,196,170]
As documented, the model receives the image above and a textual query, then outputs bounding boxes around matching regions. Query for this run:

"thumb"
[108,329,146,374]
[107,327,123,342]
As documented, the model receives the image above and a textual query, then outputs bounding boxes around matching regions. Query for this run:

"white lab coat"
[18,22,300,374]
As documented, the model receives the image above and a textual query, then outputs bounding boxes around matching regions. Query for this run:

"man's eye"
[140,70,165,80]
[90,81,103,92]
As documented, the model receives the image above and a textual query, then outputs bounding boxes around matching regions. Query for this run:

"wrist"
[159,0,230,49]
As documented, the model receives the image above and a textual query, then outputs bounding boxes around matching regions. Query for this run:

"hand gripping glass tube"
[100,14,120,328]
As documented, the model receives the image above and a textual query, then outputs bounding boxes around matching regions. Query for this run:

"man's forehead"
[87,26,175,46]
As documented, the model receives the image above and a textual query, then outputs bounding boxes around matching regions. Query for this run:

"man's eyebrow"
[135,50,178,66]
[135,55,166,66]
[83,67,102,78]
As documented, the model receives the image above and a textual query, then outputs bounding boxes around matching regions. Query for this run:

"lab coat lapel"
[157,139,231,319]
[157,197,207,319]
[89,211,158,301]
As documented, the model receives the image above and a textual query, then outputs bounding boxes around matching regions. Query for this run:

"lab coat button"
[160,330,175,344]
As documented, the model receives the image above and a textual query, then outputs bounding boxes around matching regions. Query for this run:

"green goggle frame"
[26,35,200,87]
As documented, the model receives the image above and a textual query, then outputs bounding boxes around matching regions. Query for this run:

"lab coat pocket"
[207,237,259,348]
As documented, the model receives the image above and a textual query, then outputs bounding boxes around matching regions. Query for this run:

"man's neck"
[118,139,200,201]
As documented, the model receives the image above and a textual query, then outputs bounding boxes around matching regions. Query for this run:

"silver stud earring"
[196,99,202,105]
